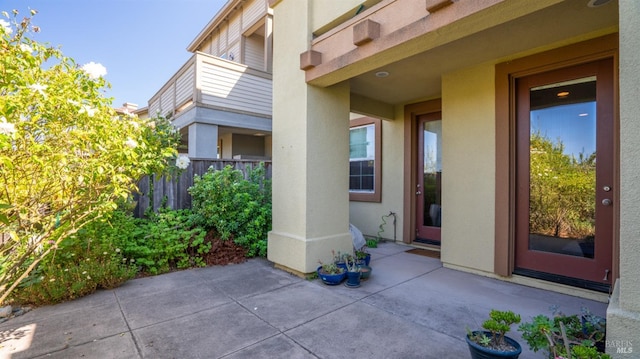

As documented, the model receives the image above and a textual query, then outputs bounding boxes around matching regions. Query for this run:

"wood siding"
[228,42,241,62]
[243,0,265,30]
[148,53,272,121]
[195,0,267,63]
[159,83,175,117]
[228,13,241,45]
[149,99,160,118]
[199,56,272,116]
[175,65,195,107]
[244,34,264,70]
[134,159,272,217]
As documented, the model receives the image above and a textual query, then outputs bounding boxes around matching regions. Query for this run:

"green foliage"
[570,345,610,359]
[8,215,137,306]
[518,307,608,359]
[110,209,210,275]
[366,238,378,248]
[481,310,521,348]
[529,133,595,239]
[469,310,520,350]
[189,164,271,257]
[317,261,344,275]
[9,206,214,305]
[0,11,180,304]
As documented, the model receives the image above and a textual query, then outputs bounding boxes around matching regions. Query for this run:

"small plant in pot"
[518,306,609,359]
[359,264,372,280]
[344,255,361,288]
[355,248,371,266]
[317,261,346,285]
[332,250,348,272]
[466,309,522,359]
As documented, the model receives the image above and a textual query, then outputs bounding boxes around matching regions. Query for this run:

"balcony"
[148,52,272,126]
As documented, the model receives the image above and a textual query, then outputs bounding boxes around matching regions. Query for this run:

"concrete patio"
[0,242,607,358]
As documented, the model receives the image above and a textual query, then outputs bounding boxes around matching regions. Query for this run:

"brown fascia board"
[186,0,242,53]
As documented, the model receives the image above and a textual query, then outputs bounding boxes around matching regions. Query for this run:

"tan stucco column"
[267,0,352,274]
[607,1,640,357]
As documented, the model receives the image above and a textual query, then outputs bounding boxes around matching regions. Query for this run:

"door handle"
[416,191,422,195]
[602,198,612,206]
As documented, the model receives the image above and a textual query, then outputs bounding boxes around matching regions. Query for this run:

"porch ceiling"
[344,0,618,105]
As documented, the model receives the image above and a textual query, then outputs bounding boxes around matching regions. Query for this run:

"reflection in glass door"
[515,59,613,291]
[416,114,442,244]
[528,77,597,258]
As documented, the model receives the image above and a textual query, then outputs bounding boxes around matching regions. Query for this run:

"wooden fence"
[134,159,272,217]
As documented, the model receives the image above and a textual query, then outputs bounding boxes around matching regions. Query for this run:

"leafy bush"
[518,307,608,359]
[8,216,137,306]
[0,11,180,304]
[113,209,210,275]
[9,207,213,305]
[189,164,271,257]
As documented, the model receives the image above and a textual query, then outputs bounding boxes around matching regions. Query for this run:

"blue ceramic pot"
[356,254,371,267]
[359,265,372,280]
[346,271,361,287]
[317,266,346,285]
[465,331,522,359]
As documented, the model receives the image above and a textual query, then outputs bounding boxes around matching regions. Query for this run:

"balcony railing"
[148,52,272,120]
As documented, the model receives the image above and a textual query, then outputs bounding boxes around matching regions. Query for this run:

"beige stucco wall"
[349,107,406,242]
[607,1,640,356]
[310,0,365,34]
[219,133,231,159]
[264,135,272,158]
[440,63,496,273]
[230,134,265,157]
[268,0,352,274]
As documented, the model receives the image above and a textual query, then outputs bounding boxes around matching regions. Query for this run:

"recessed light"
[375,71,389,78]
[557,91,570,98]
[587,0,612,8]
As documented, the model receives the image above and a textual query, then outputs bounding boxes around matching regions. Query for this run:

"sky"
[2,0,229,109]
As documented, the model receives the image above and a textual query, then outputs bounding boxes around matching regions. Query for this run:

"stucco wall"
[268,0,352,273]
[349,108,405,242]
[440,63,496,273]
[607,2,640,356]
[219,133,232,159]
[231,134,265,157]
[310,0,363,34]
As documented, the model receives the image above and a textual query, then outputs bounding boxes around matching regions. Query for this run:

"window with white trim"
[349,117,381,202]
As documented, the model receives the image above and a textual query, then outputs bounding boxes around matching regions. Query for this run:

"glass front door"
[416,113,442,244]
[514,59,614,291]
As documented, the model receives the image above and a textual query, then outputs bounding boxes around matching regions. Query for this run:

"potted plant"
[518,307,609,359]
[332,250,348,272]
[317,261,346,285]
[359,264,372,280]
[344,254,361,288]
[466,309,522,359]
[355,248,371,266]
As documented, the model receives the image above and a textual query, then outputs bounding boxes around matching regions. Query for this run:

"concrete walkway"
[0,242,607,359]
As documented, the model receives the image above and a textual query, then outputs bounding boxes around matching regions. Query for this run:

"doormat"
[406,248,441,259]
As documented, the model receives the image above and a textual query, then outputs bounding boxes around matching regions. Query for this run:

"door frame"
[403,99,441,244]
[514,59,614,290]
[416,113,443,244]
[494,34,619,284]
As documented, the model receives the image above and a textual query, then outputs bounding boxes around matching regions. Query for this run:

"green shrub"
[111,209,210,275]
[8,207,212,305]
[0,11,181,304]
[9,216,137,306]
[189,164,271,257]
